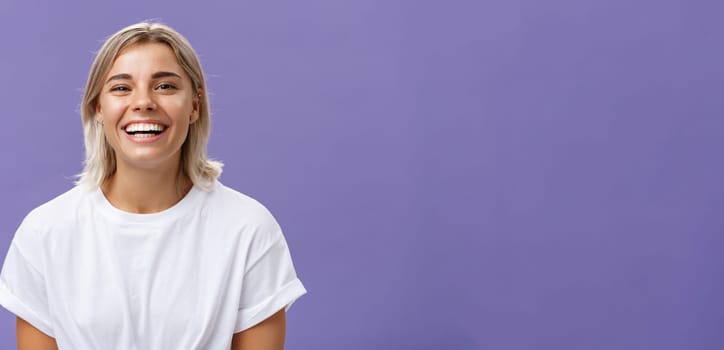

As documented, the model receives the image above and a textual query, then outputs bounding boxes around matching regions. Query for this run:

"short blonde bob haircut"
[77,21,222,191]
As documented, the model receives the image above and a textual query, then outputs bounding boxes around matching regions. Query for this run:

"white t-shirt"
[0,180,306,349]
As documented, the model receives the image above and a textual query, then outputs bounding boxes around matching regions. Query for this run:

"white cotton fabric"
[0,181,306,349]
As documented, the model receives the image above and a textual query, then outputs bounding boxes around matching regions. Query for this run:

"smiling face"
[96,42,199,173]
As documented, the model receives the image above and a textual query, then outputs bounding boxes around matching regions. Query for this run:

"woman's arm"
[16,317,58,350]
[231,309,286,350]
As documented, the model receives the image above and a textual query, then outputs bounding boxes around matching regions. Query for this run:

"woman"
[0,22,306,349]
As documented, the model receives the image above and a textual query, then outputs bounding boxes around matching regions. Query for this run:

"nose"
[132,89,156,112]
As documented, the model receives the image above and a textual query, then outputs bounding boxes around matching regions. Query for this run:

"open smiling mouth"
[124,123,167,138]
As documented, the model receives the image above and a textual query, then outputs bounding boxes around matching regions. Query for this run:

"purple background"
[1,0,722,349]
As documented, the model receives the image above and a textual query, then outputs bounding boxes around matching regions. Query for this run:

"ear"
[190,89,201,124]
[95,104,103,124]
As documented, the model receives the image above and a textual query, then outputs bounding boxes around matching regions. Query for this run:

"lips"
[124,122,167,135]
[122,121,169,143]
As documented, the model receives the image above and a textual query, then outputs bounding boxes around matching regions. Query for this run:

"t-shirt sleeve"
[0,219,54,337]
[234,227,306,333]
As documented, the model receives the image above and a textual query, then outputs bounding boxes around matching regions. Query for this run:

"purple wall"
[1,0,723,349]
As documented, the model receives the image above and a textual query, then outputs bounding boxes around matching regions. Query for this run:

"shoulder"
[203,181,282,234]
[22,185,92,230]
[203,182,291,267]
[11,185,90,253]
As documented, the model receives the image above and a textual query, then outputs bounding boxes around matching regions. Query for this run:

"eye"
[156,83,177,90]
[110,85,130,92]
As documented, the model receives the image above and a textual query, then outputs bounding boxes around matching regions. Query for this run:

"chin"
[118,153,180,170]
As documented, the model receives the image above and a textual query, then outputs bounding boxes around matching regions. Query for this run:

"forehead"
[107,42,185,75]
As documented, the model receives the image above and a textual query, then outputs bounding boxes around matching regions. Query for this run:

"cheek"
[98,98,124,119]
[172,97,193,112]
[166,99,194,121]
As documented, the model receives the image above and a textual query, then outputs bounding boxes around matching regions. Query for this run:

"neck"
[101,159,192,214]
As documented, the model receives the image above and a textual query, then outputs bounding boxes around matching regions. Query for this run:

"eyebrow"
[105,71,183,84]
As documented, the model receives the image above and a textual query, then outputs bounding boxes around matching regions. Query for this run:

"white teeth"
[125,123,166,133]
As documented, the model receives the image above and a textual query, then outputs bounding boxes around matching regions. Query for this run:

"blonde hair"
[77,21,222,191]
